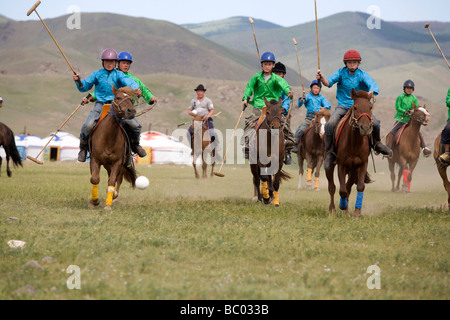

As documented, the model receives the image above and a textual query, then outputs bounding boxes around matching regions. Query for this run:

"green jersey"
[446,88,450,121]
[394,93,419,123]
[243,72,291,109]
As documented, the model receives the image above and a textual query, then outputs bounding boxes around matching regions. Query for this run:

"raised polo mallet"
[249,17,261,60]
[214,107,246,177]
[293,38,305,95]
[425,23,450,69]
[314,0,321,72]
[27,1,83,86]
[27,93,92,165]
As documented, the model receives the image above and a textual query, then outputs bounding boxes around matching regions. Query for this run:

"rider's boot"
[323,134,336,171]
[78,139,89,162]
[131,138,147,158]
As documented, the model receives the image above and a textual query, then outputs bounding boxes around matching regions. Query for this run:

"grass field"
[0,156,449,300]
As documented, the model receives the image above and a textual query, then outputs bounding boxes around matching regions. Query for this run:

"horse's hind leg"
[298,155,304,189]
[89,161,101,208]
[326,166,336,214]
[337,166,349,216]
[193,155,200,179]
[6,154,12,177]
[114,170,124,201]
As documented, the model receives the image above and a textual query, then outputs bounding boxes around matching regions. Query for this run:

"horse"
[0,122,22,177]
[88,86,138,210]
[191,116,216,179]
[387,104,430,193]
[434,133,450,210]
[297,108,331,190]
[326,89,373,218]
[250,98,291,207]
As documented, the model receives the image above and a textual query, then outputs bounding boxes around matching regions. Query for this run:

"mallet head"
[249,17,254,24]
[293,38,298,46]
[424,23,430,29]
[27,1,41,17]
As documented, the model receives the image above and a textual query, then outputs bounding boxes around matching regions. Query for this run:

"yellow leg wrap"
[273,191,279,206]
[261,181,269,199]
[91,183,99,201]
[307,168,312,181]
[106,186,115,206]
[315,177,319,189]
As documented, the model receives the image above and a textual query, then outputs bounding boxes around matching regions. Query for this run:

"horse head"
[314,107,331,136]
[411,102,430,126]
[350,89,373,136]
[112,85,137,120]
[264,97,282,131]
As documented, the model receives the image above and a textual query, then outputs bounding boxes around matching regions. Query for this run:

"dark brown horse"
[297,108,331,190]
[326,89,373,218]
[434,133,450,210]
[0,122,22,177]
[250,98,291,207]
[88,86,137,210]
[388,104,430,192]
[192,116,216,179]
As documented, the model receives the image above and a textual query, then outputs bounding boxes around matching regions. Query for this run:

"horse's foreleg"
[260,175,271,204]
[193,155,200,179]
[6,155,12,177]
[406,159,418,193]
[298,155,304,190]
[437,166,450,210]
[353,165,368,219]
[315,155,324,190]
[305,154,313,190]
[89,162,101,208]
[105,166,120,210]
[114,169,124,201]
[326,167,336,214]
[388,159,396,192]
[202,158,207,179]
[337,166,349,215]
[396,164,403,191]
[273,173,281,207]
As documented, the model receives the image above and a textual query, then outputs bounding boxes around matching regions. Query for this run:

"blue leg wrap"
[355,192,364,210]
[340,197,348,209]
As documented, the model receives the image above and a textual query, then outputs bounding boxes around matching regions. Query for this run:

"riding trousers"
[441,120,450,145]
[80,101,142,141]
[324,105,381,138]
[187,118,218,142]
[294,113,315,139]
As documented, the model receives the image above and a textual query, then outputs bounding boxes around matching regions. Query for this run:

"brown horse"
[388,104,430,193]
[326,89,373,218]
[297,108,331,190]
[192,117,216,178]
[88,86,137,210]
[434,133,450,210]
[0,122,22,177]
[250,98,291,207]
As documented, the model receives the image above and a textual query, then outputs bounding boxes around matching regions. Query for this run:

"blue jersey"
[298,93,331,115]
[327,67,379,108]
[281,92,291,116]
[75,68,139,102]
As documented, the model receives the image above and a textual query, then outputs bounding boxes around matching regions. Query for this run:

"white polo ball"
[135,176,149,190]
[192,109,198,115]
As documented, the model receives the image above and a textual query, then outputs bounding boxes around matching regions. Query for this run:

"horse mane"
[117,86,137,99]
[317,108,331,118]
[354,90,372,100]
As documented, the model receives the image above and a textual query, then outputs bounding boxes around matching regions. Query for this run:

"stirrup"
[439,152,450,166]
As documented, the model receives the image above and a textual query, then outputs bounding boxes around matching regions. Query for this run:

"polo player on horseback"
[386,80,431,157]
[316,50,392,170]
[73,49,142,162]
[242,52,293,161]
[438,87,450,165]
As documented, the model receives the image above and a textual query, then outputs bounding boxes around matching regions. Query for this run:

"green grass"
[0,158,448,300]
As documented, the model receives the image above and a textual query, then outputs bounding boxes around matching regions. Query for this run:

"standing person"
[117,51,158,158]
[387,80,431,157]
[242,52,293,159]
[438,87,450,164]
[0,97,3,109]
[73,48,142,162]
[292,80,331,153]
[316,49,392,170]
[187,84,219,157]
[273,62,295,164]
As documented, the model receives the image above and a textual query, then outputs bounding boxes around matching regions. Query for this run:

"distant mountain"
[183,16,281,37]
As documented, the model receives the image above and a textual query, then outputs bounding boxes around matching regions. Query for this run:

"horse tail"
[122,164,137,188]
[6,128,23,168]
[279,169,292,182]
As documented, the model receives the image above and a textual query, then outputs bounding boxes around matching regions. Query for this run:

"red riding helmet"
[343,50,362,63]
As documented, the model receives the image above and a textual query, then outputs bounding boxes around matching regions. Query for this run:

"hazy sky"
[2,0,448,27]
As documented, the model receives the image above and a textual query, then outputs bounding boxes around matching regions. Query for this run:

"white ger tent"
[138,131,192,165]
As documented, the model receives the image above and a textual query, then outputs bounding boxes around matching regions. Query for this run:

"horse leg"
[298,154,304,189]
[401,164,411,193]
[251,164,261,202]
[273,174,280,207]
[0,156,2,176]
[337,165,349,216]
[388,159,396,192]
[396,164,403,191]
[202,157,207,179]
[406,159,418,193]
[193,154,200,179]
[314,155,324,191]
[260,175,271,204]
[437,165,450,209]
[114,169,124,201]
[353,165,368,219]
[5,152,12,177]
[210,149,215,177]
[105,165,120,210]
[89,161,101,208]
[306,154,313,190]
[326,166,336,214]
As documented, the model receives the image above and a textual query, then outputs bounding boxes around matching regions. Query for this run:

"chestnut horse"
[297,108,331,190]
[387,104,430,193]
[250,98,291,207]
[192,117,216,179]
[88,86,137,210]
[0,122,22,177]
[326,89,373,218]
[434,133,450,210]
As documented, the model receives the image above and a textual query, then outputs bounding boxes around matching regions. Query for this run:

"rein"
[111,95,134,117]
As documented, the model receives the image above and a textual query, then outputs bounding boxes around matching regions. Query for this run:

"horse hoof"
[252,196,258,202]
[314,188,320,191]
[263,197,271,205]
[89,198,100,208]
[104,205,112,211]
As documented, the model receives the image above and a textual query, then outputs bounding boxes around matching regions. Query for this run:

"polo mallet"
[27,1,83,87]
[214,107,246,177]
[27,93,92,165]
[425,23,450,69]
[293,38,305,95]
[177,112,222,127]
[314,0,321,72]
[249,18,261,60]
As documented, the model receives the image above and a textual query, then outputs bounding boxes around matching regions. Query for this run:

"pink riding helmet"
[101,48,118,61]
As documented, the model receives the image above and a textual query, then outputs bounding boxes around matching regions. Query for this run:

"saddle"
[334,109,352,147]
[254,106,267,132]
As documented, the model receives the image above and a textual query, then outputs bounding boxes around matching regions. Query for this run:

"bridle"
[111,94,134,117]
[350,104,373,130]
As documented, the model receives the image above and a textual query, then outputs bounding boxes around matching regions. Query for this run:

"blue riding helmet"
[310,79,322,88]
[260,51,276,63]
[118,51,133,63]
